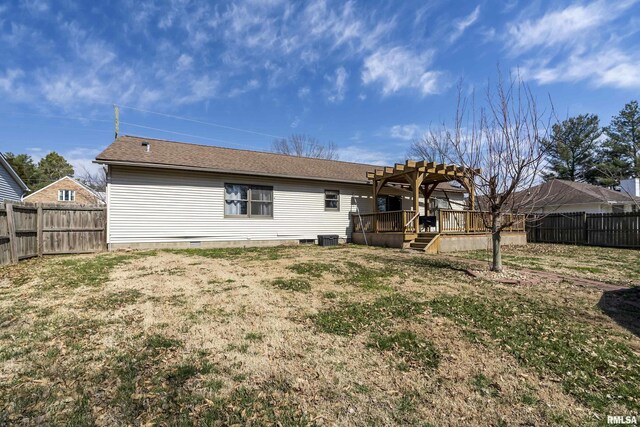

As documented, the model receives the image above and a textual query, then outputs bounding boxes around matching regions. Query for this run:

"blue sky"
[1,0,639,173]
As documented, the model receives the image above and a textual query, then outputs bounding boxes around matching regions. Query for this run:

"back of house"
[95,135,466,250]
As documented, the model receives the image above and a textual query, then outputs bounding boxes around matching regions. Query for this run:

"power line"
[117,104,285,140]
[119,122,255,148]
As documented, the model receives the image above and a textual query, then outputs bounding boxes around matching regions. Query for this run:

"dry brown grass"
[453,243,640,287]
[0,244,638,426]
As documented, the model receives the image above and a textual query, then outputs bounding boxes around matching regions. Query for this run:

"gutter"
[93,159,372,186]
[92,159,467,193]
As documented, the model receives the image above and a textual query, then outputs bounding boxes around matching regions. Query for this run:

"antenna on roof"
[114,104,120,139]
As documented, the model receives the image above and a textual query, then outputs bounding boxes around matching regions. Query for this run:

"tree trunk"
[491,213,502,272]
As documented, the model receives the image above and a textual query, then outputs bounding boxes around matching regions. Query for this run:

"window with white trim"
[324,190,340,211]
[224,184,273,217]
[58,189,75,202]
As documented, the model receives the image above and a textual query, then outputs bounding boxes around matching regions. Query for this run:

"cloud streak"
[362,47,443,96]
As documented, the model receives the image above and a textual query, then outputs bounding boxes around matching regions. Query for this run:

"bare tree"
[272,134,339,160]
[415,73,552,271]
[77,166,107,203]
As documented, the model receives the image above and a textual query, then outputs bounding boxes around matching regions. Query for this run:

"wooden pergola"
[366,160,478,233]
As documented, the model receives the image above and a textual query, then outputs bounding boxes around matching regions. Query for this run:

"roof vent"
[141,141,151,152]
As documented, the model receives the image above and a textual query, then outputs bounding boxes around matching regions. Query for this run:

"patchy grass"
[287,261,336,277]
[164,246,290,260]
[368,330,440,371]
[314,294,425,336]
[269,277,311,292]
[471,373,501,397]
[41,251,158,290]
[84,289,143,310]
[455,244,640,286]
[430,295,640,413]
[339,260,398,291]
[1,244,638,425]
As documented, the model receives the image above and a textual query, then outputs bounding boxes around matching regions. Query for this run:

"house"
[515,179,639,214]
[0,152,29,201]
[95,135,470,250]
[23,176,104,205]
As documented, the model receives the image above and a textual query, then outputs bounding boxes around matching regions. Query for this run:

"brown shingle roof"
[514,179,639,208]
[96,135,464,191]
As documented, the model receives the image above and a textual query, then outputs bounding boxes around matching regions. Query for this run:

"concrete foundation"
[438,232,526,252]
[351,232,410,248]
[351,231,527,252]
[109,239,304,251]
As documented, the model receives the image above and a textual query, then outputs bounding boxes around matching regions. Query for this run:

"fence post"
[582,212,588,245]
[37,205,44,257]
[6,203,18,264]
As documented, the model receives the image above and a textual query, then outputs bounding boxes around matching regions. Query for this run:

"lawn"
[0,244,638,426]
[451,243,640,287]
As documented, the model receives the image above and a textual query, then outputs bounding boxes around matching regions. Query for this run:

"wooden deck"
[352,209,526,252]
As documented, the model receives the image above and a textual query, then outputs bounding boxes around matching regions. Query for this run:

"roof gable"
[0,153,29,192]
[23,176,102,201]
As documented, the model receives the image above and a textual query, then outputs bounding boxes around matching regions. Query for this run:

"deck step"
[417,233,439,238]
[409,242,429,249]
[414,237,434,243]
[409,232,441,252]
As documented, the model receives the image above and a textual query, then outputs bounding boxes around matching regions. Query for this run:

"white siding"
[108,166,373,244]
[0,162,24,201]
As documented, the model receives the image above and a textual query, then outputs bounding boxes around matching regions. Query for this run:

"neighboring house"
[514,179,639,214]
[23,176,104,205]
[95,135,467,249]
[0,152,29,201]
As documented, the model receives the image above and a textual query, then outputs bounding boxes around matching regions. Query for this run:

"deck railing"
[352,210,417,234]
[438,209,526,234]
[353,209,526,235]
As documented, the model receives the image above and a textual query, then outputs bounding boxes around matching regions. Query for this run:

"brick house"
[23,176,104,205]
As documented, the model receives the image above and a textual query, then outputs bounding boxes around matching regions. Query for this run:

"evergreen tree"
[36,152,74,190]
[542,114,602,183]
[2,152,41,188]
[600,100,640,185]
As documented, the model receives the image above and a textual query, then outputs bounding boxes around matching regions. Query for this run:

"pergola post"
[422,182,439,217]
[411,171,425,233]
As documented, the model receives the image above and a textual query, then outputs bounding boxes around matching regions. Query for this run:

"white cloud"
[228,79,260,97]
[362,47,443,96]
[297,86,311,98]
[176,53,193,70]
[450,6,480,43]
[326,66,348,103]
[389,124,425,141]
[507,0,640,89]
[337,145,395,166]
[521,49,640,89]
[506,0,635,53]
[64,147,104,175]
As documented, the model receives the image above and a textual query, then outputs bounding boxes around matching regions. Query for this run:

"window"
[325,190,340,211]
[224,184,273,218]
[612,204,625,213]
[58,189,75,202]
[377,195,402,212]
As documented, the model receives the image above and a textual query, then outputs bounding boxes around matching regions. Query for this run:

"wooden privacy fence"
[0,201,106,266]
[526,211,640,248]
